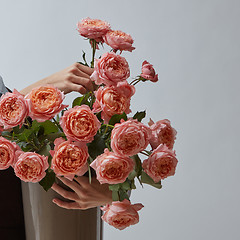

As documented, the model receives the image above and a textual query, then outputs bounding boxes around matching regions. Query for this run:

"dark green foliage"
[133,111,146,122]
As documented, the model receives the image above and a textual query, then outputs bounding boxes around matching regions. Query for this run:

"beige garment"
[21,182,102,240]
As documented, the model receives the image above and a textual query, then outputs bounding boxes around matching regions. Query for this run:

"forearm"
[20,78,47,95]
[20,63,94,95]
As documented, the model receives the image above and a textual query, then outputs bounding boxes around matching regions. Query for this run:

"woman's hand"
[20,63,94,95]
[51,176,112,210]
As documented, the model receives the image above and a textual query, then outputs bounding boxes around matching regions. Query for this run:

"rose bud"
[90,148,134,184]
[101,199,144,230]
[25,86,68,122]
[92,81,135,123]
[14,152,49,183]
[0,89,30,129]
[142,144,178,182]
[141,60,158,82]
[148,119,177,150]
[0,137,21,170]
[111,119,151,157]
[77,17,111,42]
[60,105,101,143]
[90,52,130,86]
[103,30,135,53]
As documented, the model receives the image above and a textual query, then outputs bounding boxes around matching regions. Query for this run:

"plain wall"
[0,0,240,239]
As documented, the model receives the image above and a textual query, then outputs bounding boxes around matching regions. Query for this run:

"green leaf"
[87,133,106,160]
[128,170,137,180]
[108,112,127,126]
[141,171,162,189]
[44,132,65,142]
[13,125,24,134]
[82,51,89,66]
[121,180,131,190]
[133,111,146,122]
[72,92,92,108]
[112,190,119,201]
[17,128,35,141]
[39,120,59,135]
[72,96,84,107]
[132,155,142,177]
[128,154,143,180]
[119,189,130,201]
[39,170,56,191]
[130,179,136,189]
[109,184,121,192]
[38,143,51,157]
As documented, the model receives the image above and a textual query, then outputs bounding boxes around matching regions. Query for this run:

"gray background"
[1,0,240,239]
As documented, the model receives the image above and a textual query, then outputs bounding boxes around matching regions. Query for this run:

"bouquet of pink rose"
[0,17,178,230]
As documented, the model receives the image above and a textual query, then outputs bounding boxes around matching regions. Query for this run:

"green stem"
[102,124,114,128]
[130,78,139,85]
[52,118,64,133]
[90,39,97,68]
[133,79,141,86]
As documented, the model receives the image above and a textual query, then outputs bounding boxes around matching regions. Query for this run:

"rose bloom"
[141,60,158,82]
[90,148,134,184]
[50,138,89,181]
[77,17,111,42]
[25,86,68,122]
[148,119,177,150]
[0,89,30,129]
[90,52,130,86]
[103,30,135,52]
[101,199,144,230]
[60,105,101,143]
[111,119,152,157]
[0,137,21,170]
[14,152,49,183]
[142,144,178,182]
[92,81,135,123]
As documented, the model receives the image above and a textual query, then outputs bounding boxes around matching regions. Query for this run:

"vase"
[21,182,102,240]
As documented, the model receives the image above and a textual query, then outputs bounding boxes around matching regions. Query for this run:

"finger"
[57,176,82,193]
[67,82,87,94]
[76,63,94,75]
[70,76,94,92]
[74,176,91,188]
[74,67,91,79]
[51,183,78,201]
[52,198,82,210]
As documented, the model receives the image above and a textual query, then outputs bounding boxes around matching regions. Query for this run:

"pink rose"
[103,30,135,52]
[142,144,178,182]
[141,60,158,82]
[14,152,49,183]
[60,105,101,143]
[111,119,151,157]
[90,148,134,184]
[50,138,89,181]
[0,137,21,170]
[0,89,30,129]
[92,81,135,123]
[90,52,130,86]
[148,119,177,150]
[26,86,68,122]
[101,199,144,230]
[77,18,111,42]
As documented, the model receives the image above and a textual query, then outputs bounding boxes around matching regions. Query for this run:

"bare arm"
[20,63,94,95]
